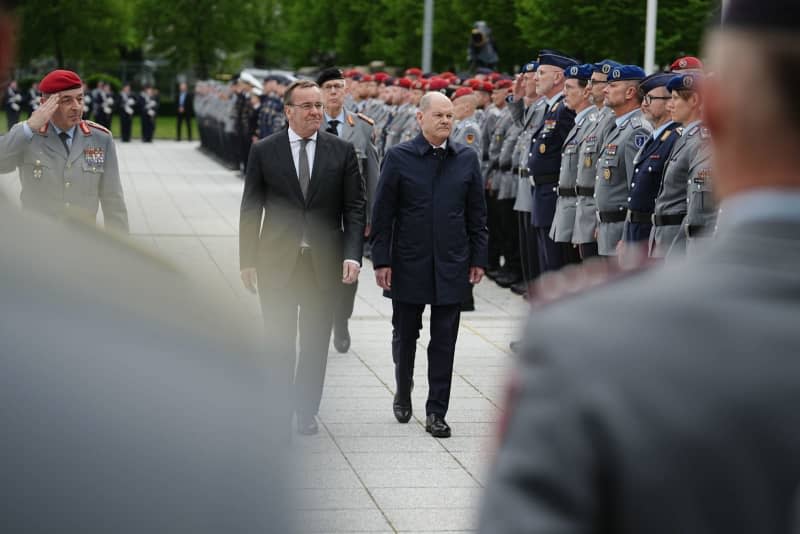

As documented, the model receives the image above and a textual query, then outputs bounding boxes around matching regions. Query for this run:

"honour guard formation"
[3,0,800,530]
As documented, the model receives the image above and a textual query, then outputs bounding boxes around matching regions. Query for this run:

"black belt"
[516,168,529,177]
[500,163,512,172]
[686,224,707,237]
[628,210,653,224]
[558,187,577,197]
[598,210,627,223]
[532,173,559,186]
[575,186,594,197]
[653,212,686,226]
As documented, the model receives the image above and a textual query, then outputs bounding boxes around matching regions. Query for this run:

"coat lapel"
[68,127,88,166]
[278,130,306,205]
[305,132,328,206]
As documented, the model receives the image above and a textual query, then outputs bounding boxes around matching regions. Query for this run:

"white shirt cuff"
[344,259,361,267]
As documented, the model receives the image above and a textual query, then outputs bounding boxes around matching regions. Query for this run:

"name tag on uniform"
[84,147,105,169]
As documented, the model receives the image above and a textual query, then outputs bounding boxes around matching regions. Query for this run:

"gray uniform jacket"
[487,108,512,197]
[0,120,129,232]
[451,116,483,160]
[550,107,598,243]
[673,131,715,257]
[481,105,503,178]
[383,103,413,153]
[573,106,614,244]
[320,111,379,224]
[479,217,800,534]
[498,121,522,200]
[649,122,705,258]
[595,109,651,255]
[512,98,547,213]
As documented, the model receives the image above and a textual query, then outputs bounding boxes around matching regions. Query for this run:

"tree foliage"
[12,0,717,78]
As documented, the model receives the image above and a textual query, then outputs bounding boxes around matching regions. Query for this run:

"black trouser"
[6,110,19,130]
[120,115,132,142]
[334,280,357,328]
[486,190,502,269]
[535,226,563,273]
[560,242,581,265]
[392,300,460,417]
[517,211,540,282]
[499,199,521,274]
[142,116,155,142]
[176,112,193,141]
[579,242,599,259]
[258,251,335,418]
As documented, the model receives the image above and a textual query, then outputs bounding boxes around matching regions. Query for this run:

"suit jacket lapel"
[278,130,306,205]
[306,133,327,206]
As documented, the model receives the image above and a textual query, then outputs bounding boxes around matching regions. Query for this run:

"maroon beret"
[451,87,474,101]
[670,56,704,72]
[426,77,449,92]
[39,69,83,94]
[395,77,413,89]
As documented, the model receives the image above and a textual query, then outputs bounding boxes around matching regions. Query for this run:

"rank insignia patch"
[84,147,105,169]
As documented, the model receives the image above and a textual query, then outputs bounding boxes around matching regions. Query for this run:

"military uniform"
[118,89,138,143]
[679,138,714,255]
[649,120,706,257]
[141,90,159,143]
[0,120,129,232]
[451,115,482,159]
[595,107,652,255]
[4,83,22,129]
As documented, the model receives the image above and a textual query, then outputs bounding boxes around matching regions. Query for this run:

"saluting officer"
[572,60,620,259]
[317,68,379,353]
[650,72,709,257]
[549,64,595,260]
[527,50,579,272]
[622,73,682,247]
[595,65,652,256]
[0,69,128,233]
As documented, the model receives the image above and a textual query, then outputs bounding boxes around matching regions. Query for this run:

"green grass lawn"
[1,114,183,141]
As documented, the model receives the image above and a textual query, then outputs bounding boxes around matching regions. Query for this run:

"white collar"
[288,127,318,143]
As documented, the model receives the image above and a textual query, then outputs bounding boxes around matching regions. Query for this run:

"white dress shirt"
[287,127,317,178]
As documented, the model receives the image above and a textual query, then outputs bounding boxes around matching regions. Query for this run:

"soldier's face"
[417,94,454,145]
[321,79,345,112]
[286,86,323,137]
[604,81,632,109]
[642,87,671,124]
[589,74,608,102]
[564,79,588,110]
[524,72,537,98]
[48,88,85,129]
[536,67,558,96]
[670,91,695,123]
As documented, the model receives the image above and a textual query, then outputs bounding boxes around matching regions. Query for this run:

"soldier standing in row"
[118,83,138,143]
[25,82,40,118]
[141,85,158,143]
[4,78,21,129]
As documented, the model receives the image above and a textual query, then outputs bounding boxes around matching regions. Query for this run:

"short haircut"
[284,80,318,105]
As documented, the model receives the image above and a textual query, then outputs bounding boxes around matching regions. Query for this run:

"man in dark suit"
[239,80,366,436]
[371,91,488,438]
[176,82,194,141]
[479,2,800,533]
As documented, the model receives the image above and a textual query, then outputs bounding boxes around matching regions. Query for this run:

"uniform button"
[627,197,632,202]
[64,202,70,207]
[66,163,71,169]
[648,166,652,172]
[593,194,596,198]
[635,168,639,173]
[65,182,71,188]
[631,183,636,188]
[36,160,41,165]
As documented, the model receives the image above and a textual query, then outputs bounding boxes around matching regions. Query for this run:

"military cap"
[592,59,622,75]
[439,71,457,80]
[722,0,798,31]
[316,67,344,87]
[39,69,83,94]
[608,65,647,82]
[670,56,704,72]
[427,77,450,93]
[537,49,579,69]
[405,67,423,77]
[639,72,674,94]
[360,74,374,82]
[373,72,390,83]
[466,78,482,90]
[564,64,594,81]
[489,72,502,82]
[395,77,412,89]
[666,72,704,93]
[521,61,538,74]
[343,69,359,78]
[480,81,494,93]
[493,79,513,90]
[451,87,474,101]
[351,73,363,81]
[411,79,427,91]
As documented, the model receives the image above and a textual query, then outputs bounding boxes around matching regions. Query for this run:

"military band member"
[140,85,158,143]
[549,64,594,258]
[25,82,40,118]
[4,78,21,128]
[623,73,681,247]
[595,65,652,256]
[118,83,138,143]
[0,69,128,233]
[572,60,620,259]
[650,72,708,257]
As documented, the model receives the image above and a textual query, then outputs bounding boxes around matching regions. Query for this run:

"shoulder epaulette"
[629,116,643,129]
[700,127,711,140]
[83,120,111,136]
[660,130,672,142]
[356,112,375,126]
[687,125,700,137]
[345,114,355,127]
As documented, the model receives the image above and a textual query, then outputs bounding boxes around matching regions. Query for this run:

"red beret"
[412,80,427,91]
[466,78,482,90]
[39,69,82,94]
[405,67,422,77]
[373,72,389,83]
[479,81,494,93]
[395,77,413,89]
[360,74,374,82]
[489,72,502,82]
[426,77,449,92]
[670,56,704,72]
[440,71,457,80]
[493,79,513,90]
[451,87,474,101]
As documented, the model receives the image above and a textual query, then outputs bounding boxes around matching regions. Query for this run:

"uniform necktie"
[432,147,446,160]
[326,119,339,136]
[58,132,70,156]
[298,138,311,199]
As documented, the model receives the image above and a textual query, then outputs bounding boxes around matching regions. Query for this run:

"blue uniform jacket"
[370,133,489,305]
[528,95,576,227]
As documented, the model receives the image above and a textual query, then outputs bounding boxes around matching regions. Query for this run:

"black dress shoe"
[393,395,412,423]
[495,272,522,288]
[486,268,502,280]
[296,414,318,435]
[425,414,451,438]
[333,320,351,353]
[510,281,528,296]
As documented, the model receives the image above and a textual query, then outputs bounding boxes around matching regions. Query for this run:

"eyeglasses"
[588,79,608,86]
[288,102,324,111]
[321,83,345,91]
[643,95,671,105]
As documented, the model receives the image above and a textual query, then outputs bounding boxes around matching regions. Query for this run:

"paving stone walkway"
[1,140,529,533]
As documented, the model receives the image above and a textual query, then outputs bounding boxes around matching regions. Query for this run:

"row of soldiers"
[3,79,160,142]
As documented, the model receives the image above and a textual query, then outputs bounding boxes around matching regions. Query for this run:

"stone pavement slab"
[0,139,530,533]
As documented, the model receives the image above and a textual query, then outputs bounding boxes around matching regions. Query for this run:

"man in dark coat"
[370,91,488,438]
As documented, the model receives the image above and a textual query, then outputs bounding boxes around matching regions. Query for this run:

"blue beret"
[639,72,674,94]
[564,64,594,81]
[666,72,703,92]
[537,49,579,70]
[521,61,538,74]
[608,65,647,82]
[592,59,622,75]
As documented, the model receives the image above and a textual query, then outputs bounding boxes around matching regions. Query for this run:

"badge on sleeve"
[466,133,475,144]
[634,134,647,149]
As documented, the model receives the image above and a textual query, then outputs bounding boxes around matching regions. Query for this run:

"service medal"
[584,156,593,168]
[603,168,612,181]
[539,143,546,154]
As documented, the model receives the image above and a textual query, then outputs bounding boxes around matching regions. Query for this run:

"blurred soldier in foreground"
[480,1,800,532]
[0,69,129,233]
[0,2,291,531]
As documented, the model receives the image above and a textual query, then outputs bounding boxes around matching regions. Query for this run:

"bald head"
[419,91,451,112]
[417,92,454,146]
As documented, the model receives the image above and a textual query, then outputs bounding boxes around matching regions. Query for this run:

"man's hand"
[342,261,360,284]
[513,74,525,101]
[469,266,485,285]
[27,93,60,131]
[240,267,258,294]
[375,267,392,290]
[364,224,371,238]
